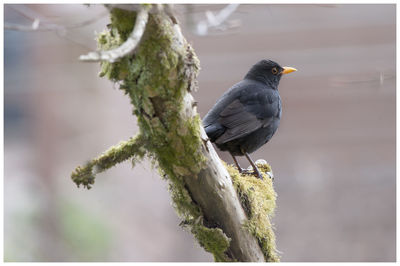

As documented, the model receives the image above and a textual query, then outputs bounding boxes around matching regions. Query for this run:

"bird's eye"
[271,67,278,75]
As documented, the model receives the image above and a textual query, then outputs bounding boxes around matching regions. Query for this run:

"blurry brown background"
[4,4,395,262]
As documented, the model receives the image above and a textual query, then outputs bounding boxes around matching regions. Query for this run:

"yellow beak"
[281,66,297,75]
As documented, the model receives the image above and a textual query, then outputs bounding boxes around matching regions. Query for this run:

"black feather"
[203,59,285,156]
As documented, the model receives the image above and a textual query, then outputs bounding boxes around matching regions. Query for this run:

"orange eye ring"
[271,67,278,75]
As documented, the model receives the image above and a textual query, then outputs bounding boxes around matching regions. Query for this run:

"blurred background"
[4,4,395,262]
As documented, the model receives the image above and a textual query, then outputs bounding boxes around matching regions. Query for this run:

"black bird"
[203,59,297,179]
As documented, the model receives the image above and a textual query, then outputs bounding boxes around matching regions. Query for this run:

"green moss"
[71,165,96,189]
[96,7,205,179]
[110,8,137,40]
[168,176,201,220]
[94,8,230,261]
[225,161,280,262]
[97,9,134,80]
[191,224,232,262]
[71,134,146,189]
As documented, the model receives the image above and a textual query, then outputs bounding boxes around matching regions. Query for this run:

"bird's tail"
[204,123,225,143]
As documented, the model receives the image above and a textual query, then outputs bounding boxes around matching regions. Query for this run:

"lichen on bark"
[72,134,147,189]
[226,161,280,262]
[95,6,231,261]
[73,5,280,262]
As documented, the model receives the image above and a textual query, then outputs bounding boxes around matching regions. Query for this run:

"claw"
[244,153,263,180]
[231,152,264,180]
[238,167,252,174]
[252,167,263,180]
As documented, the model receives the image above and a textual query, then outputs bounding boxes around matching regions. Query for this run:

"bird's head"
[244,59,297,89]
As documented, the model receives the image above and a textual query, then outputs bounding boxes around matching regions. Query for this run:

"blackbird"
[203,59,297,179]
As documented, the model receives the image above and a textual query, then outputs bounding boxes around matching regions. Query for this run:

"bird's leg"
[231,153,243,172]
[244,152,263,180]
[230,153,251,174]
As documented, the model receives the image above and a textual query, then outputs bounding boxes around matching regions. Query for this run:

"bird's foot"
[238,167,252,174]
[252,168,264,180]
[240,166,263,180]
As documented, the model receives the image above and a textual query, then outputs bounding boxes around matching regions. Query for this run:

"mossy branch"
[72,4,279,262]
[226,160,279,262]
[80,6,149,62]
[71,134,146,189]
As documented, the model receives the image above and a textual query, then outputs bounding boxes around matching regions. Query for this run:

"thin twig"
[4,5,107,51]
[4,8,108,33]
[196,4,240,36]
[104,4,165,13]
[165,4,178,24]
[104,4,143,12]
[71,134,146,189]
[79,7,149,63]
[4,20,40,31]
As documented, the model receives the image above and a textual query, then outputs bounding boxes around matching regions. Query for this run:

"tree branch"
[72,5,279,262]
[79,6,149,62]
[5,7,108,33]
[195,4,240,36]
[71,134,146,189]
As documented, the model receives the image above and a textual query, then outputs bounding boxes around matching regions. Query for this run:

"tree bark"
[74,5,278,262]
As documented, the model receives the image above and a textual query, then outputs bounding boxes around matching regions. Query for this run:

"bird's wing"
[215,96,275,144]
